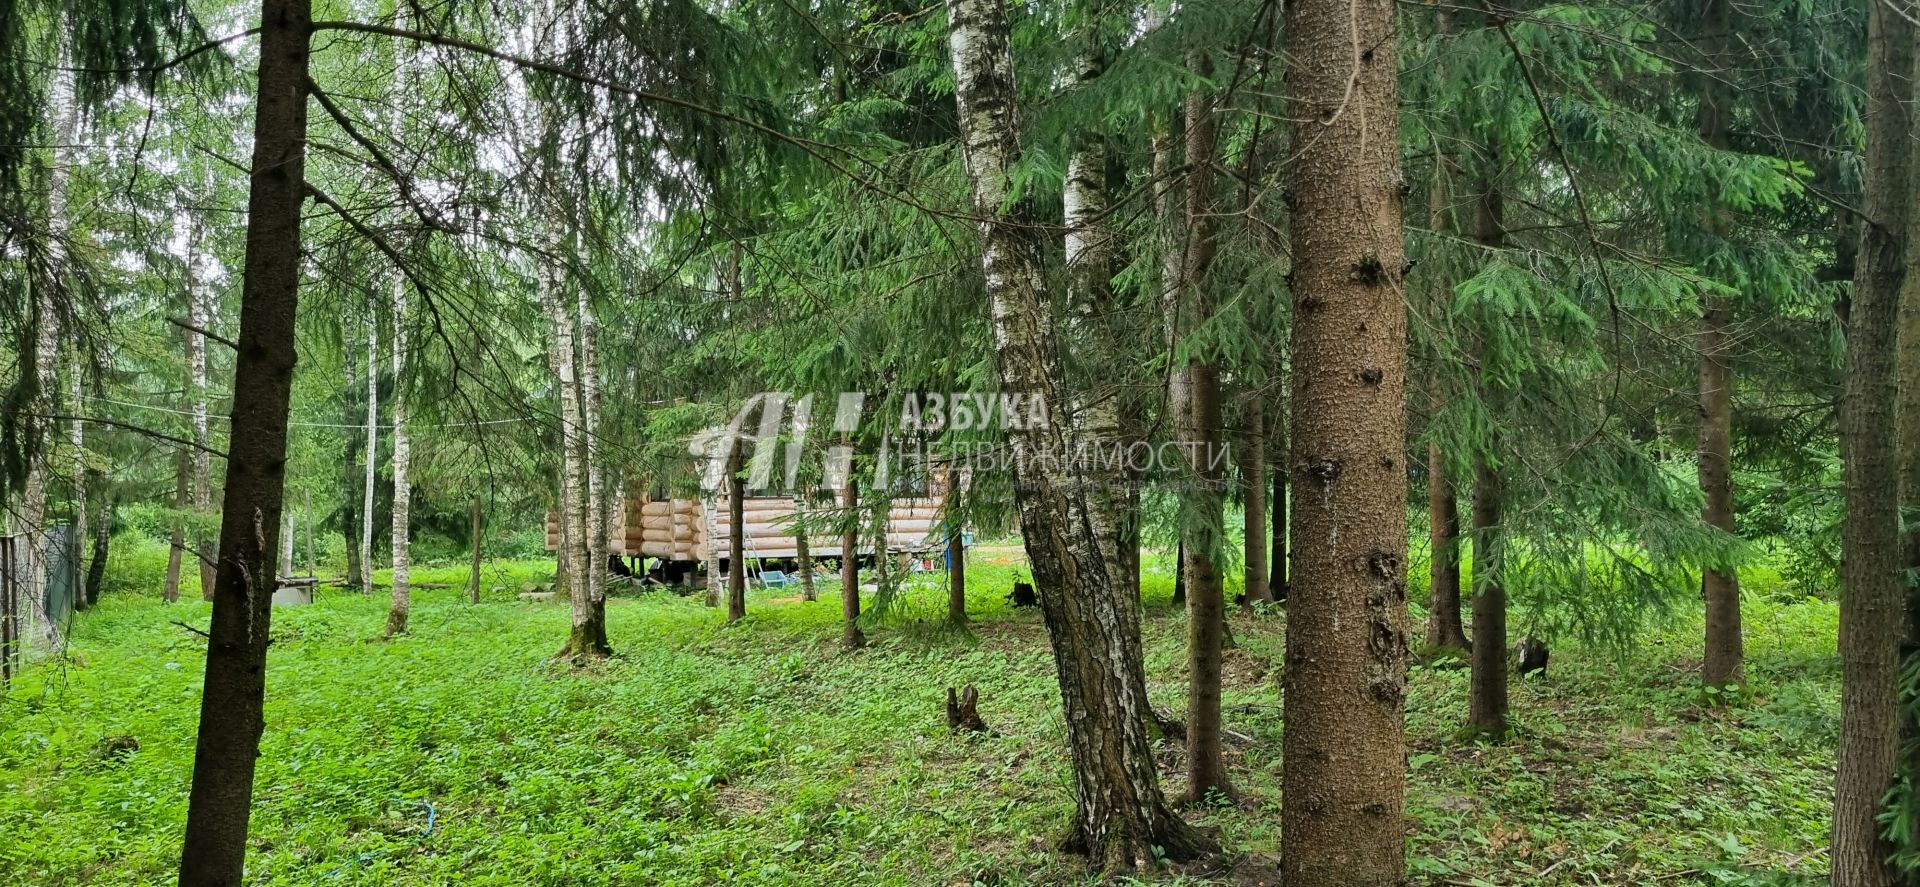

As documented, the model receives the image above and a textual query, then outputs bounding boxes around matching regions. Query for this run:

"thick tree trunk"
[840,463,865,649]
[946,0,1210,868]
[165,446,188,603]
[360,305,378,596]
[385,280,411,637]
[1467,455,1509,737]
[1242,395,1270,605]
[1833,0,1914,881]
[468,497,483,603]
[1279,0,1410,876]
[1696,0,1743,690]
[727,439,747,623]
[175,2,310,881]
[1896,23,1920,873]
[1426,443,1468,651]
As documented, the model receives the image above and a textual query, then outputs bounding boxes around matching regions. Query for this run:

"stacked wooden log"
[549,492,948,563]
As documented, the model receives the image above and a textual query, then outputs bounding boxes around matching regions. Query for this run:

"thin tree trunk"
[83,490,109,608]
[360,303,378,596]
[1833,0,1914,880]
[469,497,483,603]
[165,446,187,603]
[1270,413,1287,599]
[727,438,747,623]
[1242,394,1270,604]
[795,493,817,602]
[1467,455,1509,737]
[303,489,313,576]
[69,366,87,609]
[543,252,601,659]
[840,455,865,649]
[946,469,966,625]
[1696,0,1743,689]
[176,1,310,880]
[191,226,217,602]
[1175,57,1233,803]
[385,279,411,637]
[1063,41,1129,585]
[1423,86,1468,651]
[1426,442,1468,650]
[341,322,363,589]
[1280,0,1410,875]
[947,0,1210,867]
[577,281,610,648]
[1465,180,1510,738]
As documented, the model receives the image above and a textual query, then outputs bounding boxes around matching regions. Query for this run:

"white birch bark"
[186,223,216,600]
[540,258,590,645]
[16,48,81,645]
[945,0,1206,866]
[387,277,411,633]
[576,283,607,615]
[68,362,86,597]
[361,304,379,596]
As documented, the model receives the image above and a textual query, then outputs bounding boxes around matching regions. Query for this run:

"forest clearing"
[0,0,1912,881]
[3,545,1836,886]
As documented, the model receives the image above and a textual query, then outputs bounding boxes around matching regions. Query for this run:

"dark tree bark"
[1279,0,1410,875]
[83,487,110,608]
[176,0,310,881]
[468,496,482,604]
[1465,181,1510,739]
[1172,540,1185,605]
[164,446,187,603]
[1173,59,1233,803]
[795,493,817,602]
[947,485,967,626]
[1426,443,1468,651]
[1696,0,1743,690]
[946,0,1211,869]
[1423,97,1468,652]
[1242,393,1270,605]
[727,439,746,623]
[1832,0,1913,881]
[840,460,865,649]
[1467,455,1509,738]
[341,326,363,590]
[1269,415,1287,600]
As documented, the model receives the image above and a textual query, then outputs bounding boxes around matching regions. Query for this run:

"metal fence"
[1,526,78,690]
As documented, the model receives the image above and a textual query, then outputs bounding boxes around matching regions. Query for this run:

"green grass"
[1,543,1835,885]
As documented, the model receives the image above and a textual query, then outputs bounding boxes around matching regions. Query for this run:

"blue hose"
[322,798,438,879]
